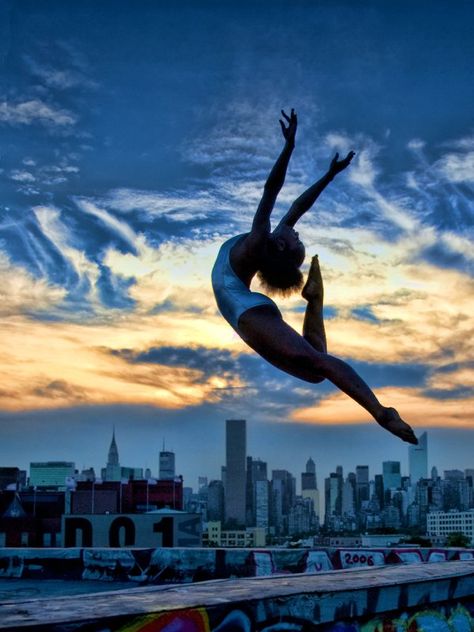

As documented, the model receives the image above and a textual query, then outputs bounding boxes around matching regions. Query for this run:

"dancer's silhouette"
[212,109,417,444]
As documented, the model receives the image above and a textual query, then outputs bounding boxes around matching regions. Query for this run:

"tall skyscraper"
[341,477,355,516]
[355,465,369,510]
[104,428,121,481]
[159,450,175,480]
[246,457,267,526]
[306,457,316,475]
[225,419,247,526]
[383,461,401,490]
[324,471,342,523]
[272,469,296,533]
[301,457,319,520]
[409,431,428,483]
[207,480,224,521]
[255,479,270,529]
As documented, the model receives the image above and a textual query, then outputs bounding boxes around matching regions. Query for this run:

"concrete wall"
[0,546,473,583]
[1,560,474,631]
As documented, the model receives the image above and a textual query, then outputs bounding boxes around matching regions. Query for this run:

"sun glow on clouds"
[1,86,473,422]
[291,387,474,429]
[0,315,245,412]
[0,253,66,315]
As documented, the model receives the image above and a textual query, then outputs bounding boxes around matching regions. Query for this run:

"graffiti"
[111,602,474,632]
[0,547,472,584]
[116,609,317,632]
[338,549,386,570]
[358,603,474,632]
[117,608,210,632]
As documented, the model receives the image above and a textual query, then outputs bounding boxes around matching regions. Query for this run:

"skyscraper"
[159,450,175,480]
[246,457,267,526]
[301,457,319,521]
[409,431,428,483]
[225,419,246,526]
[104,428,121,481]
[383,461,401,490]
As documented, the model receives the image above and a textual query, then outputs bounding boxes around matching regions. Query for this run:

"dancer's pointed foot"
[302,255,324,302]
[377,407,418,444]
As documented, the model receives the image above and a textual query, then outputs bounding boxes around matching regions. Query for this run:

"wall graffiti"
[2,561,474,631]
[114,601,474,632]
[1,547,472,585]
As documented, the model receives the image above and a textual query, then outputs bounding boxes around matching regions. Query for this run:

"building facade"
[427,510,474,544]
[225,419,246,526]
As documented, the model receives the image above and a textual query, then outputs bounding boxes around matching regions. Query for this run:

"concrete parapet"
[0,546,473,584]
[1,560,474,630]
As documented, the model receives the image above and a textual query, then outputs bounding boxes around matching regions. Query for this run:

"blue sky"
[0,1,473,490]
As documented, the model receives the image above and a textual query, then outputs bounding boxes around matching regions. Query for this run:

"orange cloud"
[291,387,474,429]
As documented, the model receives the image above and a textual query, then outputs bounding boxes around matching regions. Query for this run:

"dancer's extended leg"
[302,255,327,354]
[238,305,418,444]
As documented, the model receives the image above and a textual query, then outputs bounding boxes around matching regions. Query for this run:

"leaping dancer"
[212,109,418,444]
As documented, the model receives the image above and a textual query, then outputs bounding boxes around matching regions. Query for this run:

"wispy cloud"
[0,99,77,127]
[75,199,139,251]
[105,188,216,222]
[0,253,65,316]
[24,56,98,91]
[33,205,100,301]
[434,151,474,184]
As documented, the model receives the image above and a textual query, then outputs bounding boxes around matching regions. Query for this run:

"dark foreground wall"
[1,561,474,631]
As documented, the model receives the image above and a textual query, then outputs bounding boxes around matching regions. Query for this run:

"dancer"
[212,109,417,444]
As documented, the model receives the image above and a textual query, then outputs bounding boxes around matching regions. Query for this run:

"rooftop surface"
[1,560,474,629]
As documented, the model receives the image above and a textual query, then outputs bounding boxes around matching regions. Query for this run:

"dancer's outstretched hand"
[329,151,355,175]
[279,108,297,144]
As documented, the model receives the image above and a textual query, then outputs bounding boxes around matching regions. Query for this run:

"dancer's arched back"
[211,109,418,444]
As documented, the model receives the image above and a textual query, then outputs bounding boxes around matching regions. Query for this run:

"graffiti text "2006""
[344,553,375,566]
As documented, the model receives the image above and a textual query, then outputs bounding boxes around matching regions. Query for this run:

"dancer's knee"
[293,349,327,384]
[303,333,327,354]
[307,374,326,384]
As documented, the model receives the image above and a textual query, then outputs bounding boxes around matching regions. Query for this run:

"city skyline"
[7,426,473,499]
[1,2,473,478]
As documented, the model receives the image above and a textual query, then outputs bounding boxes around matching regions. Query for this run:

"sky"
[0,0,473,491]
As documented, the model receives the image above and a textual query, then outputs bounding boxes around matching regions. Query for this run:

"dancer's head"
[257,226,305,296]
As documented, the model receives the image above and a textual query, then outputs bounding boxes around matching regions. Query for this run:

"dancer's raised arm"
[251,109,297,235]
[277,150,355,229]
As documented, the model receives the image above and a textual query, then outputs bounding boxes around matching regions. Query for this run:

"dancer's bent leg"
[302,255,327,354]
[238,305,418,444]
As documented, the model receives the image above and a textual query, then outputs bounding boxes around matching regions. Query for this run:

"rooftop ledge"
[1,560,474,630]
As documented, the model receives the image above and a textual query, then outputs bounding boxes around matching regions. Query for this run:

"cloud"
[33,205,101,302]
[105,188,215,222]
[75,199,140,251]
[0,99,77,127]
[434,151,474,184]
[291,386,474,429]
[33,379,87,401]
[0,253,66,316]
[0,315,240,411]
[24,56,97,91]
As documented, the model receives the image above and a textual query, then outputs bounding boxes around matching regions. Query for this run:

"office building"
[103,429,121,481]
[29,462,75,489]
[225,419,246,526]
[207,480,224,521]
[427,510,474,545]
[356,466,369,510]
[159,450,175,480]
[409,431,428,483]
[383,461,401,490]
[301,457,320,520]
